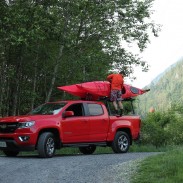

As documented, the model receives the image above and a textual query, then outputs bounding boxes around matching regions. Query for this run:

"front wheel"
[112,131,130,153]
[79,145,96,155]
[3,150,19,157]
[37,132,55,158]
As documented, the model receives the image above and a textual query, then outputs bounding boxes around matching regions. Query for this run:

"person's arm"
[121,75,124,89]
[107,74,113,82]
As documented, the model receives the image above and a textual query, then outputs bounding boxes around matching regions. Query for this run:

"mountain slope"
[135,58,183,115]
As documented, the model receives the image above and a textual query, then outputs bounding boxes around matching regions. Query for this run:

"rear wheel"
[37,132,55,158]
[112,131,130,153]
[3,150,19,157]
[79,145,96,155]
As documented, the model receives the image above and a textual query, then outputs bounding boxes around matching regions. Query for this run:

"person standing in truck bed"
[107,71,124,116]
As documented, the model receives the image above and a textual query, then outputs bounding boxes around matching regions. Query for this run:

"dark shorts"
[110,90,122,101]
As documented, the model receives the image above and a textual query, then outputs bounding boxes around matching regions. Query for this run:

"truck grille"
[0,123,19,133]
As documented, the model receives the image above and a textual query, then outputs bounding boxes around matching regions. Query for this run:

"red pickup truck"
[0,100,141,158]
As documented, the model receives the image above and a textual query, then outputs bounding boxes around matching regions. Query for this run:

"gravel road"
[0,152,159,183]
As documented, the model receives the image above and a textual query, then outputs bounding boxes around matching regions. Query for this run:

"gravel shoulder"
[0,152,159,183]
[98,158,144,183]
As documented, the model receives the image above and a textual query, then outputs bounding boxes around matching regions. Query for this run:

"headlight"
[18,121,35,128]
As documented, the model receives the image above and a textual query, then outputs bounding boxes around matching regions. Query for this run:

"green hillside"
[135,58,183,116]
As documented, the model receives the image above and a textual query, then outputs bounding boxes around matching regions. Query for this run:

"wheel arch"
[36,128,61,149]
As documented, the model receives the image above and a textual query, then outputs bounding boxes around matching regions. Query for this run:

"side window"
[66,103,84,116]
[88,104,104,116]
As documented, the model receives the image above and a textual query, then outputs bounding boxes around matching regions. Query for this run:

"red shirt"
[107,73,124,90]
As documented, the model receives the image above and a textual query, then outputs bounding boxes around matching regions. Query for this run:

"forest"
[136,58,183,116]
[0,0,159,117]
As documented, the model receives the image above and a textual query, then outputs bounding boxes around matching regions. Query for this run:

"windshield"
[29,102,67,115]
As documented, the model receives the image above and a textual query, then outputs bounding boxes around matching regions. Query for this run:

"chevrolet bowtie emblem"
[0,124,7,129]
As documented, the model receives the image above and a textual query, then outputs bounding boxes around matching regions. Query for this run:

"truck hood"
[0,115,55,123]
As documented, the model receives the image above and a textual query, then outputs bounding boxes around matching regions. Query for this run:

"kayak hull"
[58,81,149,100]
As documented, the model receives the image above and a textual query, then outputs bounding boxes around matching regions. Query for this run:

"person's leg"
[118,101,123,116]
[113,101,118,110]
[118,100,123,110]
[110,90,119,115]
[117,90,123,116]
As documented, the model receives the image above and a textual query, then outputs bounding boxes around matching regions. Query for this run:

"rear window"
[88,104,103,116]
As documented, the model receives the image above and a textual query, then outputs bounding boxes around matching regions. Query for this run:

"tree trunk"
[45,45,64,102]
[12,67,21,116]
[30,46,39,110]
[31,62,37,110]
[12,53,23,116]
[0,44,7,117]
[0,61,5,117]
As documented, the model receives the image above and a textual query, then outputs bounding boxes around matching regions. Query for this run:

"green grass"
[57,146,113,155]
[129,143,172,152]
[55,144,166,156]
[131,146,183,183]
[0,144,166,156]
[0,146,113,156]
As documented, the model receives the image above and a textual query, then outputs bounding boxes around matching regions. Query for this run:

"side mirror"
[63,111,74,118]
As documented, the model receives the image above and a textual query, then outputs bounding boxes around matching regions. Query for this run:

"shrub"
[141,112,171,147]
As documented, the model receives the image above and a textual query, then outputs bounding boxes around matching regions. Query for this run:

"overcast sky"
[128,0,183,88]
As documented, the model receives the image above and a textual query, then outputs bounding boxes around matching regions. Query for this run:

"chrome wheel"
[118,135,129,151]
[46,137,55,156]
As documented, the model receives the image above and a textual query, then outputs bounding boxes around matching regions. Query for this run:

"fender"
[34,119,61,143]
[107,119,133,141]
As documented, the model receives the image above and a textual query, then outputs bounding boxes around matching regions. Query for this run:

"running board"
[62,142,107,147]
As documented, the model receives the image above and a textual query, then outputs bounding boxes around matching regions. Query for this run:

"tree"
[0,0,159,116]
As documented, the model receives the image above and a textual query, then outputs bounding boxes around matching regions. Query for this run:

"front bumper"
[0,132,37,151]
[0,138,35,151]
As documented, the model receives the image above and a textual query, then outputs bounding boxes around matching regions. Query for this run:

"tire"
[3,150,19,157]
[112,131,130,153]
[79,145,96,155]
[37,132,55,158]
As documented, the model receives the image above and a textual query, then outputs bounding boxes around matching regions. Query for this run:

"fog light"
[19,136,30,142]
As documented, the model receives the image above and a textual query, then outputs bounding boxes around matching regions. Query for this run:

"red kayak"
[58,81,149,100]
[58,84,87,98]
